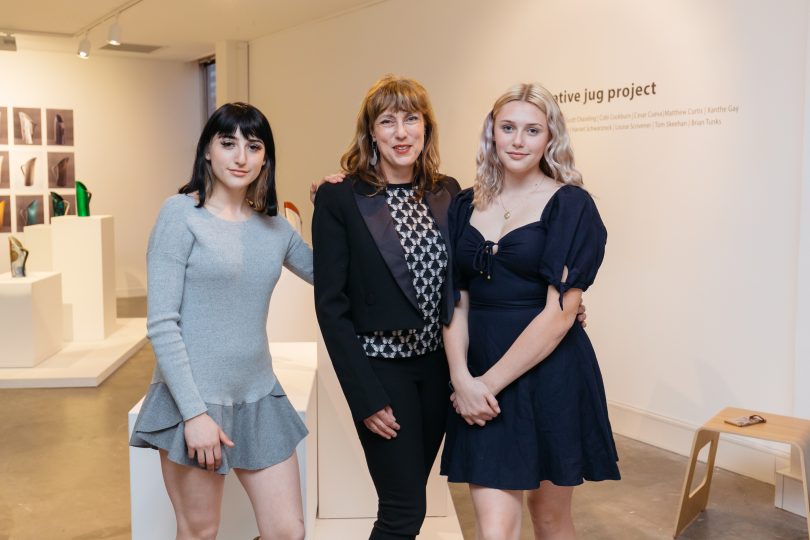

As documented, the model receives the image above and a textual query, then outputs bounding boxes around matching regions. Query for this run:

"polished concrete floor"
[1,299,807,539]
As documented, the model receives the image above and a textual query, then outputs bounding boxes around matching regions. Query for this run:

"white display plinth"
[128,342,318,540]
[51,215,116,341]
[775,447,807,517]
[0,271,63,367]
[22,224,53,272]
[316,338,450,518]
[0,318,147,388]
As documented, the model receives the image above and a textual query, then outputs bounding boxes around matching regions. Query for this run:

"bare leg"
[469,484,523,540]
[526,481,575,540]
[234,451,304,540]
[159,450,225,540]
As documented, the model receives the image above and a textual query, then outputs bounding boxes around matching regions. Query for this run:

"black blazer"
[312,174,461,422]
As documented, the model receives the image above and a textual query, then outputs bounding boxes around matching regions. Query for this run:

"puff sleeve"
[447,188,474,301]
[539,186,607,309]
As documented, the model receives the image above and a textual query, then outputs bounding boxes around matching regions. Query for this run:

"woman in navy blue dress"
[440,83,620,539]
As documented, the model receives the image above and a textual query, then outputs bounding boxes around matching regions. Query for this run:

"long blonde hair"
[473,83,582,208]
[341,75,441,199]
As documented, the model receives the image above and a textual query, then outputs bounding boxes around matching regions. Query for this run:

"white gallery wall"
[250,0,810,481]
[0,49,203,297]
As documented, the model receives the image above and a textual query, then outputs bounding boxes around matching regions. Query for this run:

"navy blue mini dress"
[440,185,620,489]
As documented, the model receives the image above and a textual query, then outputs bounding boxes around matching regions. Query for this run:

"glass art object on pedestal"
[9,236,29,277]
[19,199,40,227]
[54,113,65,145]
[76,181,91,216]
[52,156,70,187]
[19,111,35,144]
[21,157,36,187]
[51,192,70,217]
[283,201,303,235]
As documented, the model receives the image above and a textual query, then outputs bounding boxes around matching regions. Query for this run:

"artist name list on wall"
[566,105,741,133]
[553,81,740,133]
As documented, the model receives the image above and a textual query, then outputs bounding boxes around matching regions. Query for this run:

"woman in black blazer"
[312,75,460,540]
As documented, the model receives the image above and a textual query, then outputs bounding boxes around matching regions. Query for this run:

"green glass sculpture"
[76,181,91,216]
[9,236,29,277]
[20,199,40,227]
[51,192,70,217]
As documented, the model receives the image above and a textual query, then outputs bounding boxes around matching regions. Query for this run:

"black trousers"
[356,348,450,540]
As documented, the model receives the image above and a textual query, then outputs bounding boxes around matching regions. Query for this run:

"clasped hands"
[450,375,500,426]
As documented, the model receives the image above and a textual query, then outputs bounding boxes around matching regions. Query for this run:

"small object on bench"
[723,414,766,427]
[673,407,810,539]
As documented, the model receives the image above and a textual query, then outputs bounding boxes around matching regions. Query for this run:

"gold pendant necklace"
[497,177,548,220]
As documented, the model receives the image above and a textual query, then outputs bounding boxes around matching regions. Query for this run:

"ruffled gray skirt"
[129,380,308,475]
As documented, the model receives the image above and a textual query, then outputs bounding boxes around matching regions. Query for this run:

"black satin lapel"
[354,191,420,311]
[425,187,451,243]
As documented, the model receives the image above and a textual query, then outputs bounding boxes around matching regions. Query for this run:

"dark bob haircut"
[180,102,278,216]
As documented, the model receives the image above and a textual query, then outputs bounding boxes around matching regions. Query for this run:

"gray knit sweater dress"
[129,194,313,474]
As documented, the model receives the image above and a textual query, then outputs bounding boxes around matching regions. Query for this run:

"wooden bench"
[673,407,810,538]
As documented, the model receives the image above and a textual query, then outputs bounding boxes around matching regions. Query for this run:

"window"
[200,57,216,119]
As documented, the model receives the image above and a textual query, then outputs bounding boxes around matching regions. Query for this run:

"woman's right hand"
[450,375,500,426]
[310,172,347,203]
[184,413,235,471]
[363,405,401,439]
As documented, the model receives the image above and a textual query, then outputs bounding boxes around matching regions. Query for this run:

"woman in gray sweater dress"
[130,103,312,540]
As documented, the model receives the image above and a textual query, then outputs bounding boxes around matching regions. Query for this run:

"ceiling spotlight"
[78,34,90,58]
[107,19,121,46]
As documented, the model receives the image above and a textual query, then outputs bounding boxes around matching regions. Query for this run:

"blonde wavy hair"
[473,83,582,208]
[341,75,441,199]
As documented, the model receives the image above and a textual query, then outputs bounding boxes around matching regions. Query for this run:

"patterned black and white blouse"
[359,183,448,358]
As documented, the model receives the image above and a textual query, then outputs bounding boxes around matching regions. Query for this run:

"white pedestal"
[0,271,63,367]
[775,447,807,517]
[22,224,53,272]
[128,342,318,540]
[51,215,116,341]
[267,267,318,342]
[0,318,147,388]
[316,339,449,519]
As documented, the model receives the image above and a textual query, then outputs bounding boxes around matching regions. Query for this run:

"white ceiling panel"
[0,0,385,60]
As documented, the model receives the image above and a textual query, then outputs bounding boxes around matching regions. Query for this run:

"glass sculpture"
[76,181,91,216]
[0,200,5,229]
[9,236,29,277]
[283,201,303,235]
[51,192,70,217]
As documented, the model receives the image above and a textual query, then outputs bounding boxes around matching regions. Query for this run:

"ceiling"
[0,0,384,61]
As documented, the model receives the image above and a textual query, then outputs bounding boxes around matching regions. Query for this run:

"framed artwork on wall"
[0,196,10,233]
[0,107,7,145]
[0,150,9,188]
[47,152,75,188]
[11,150,47,191]
[13,107,42,145]
[1,105,78,234]
[46,109,74,146]
[15,194,45,230]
